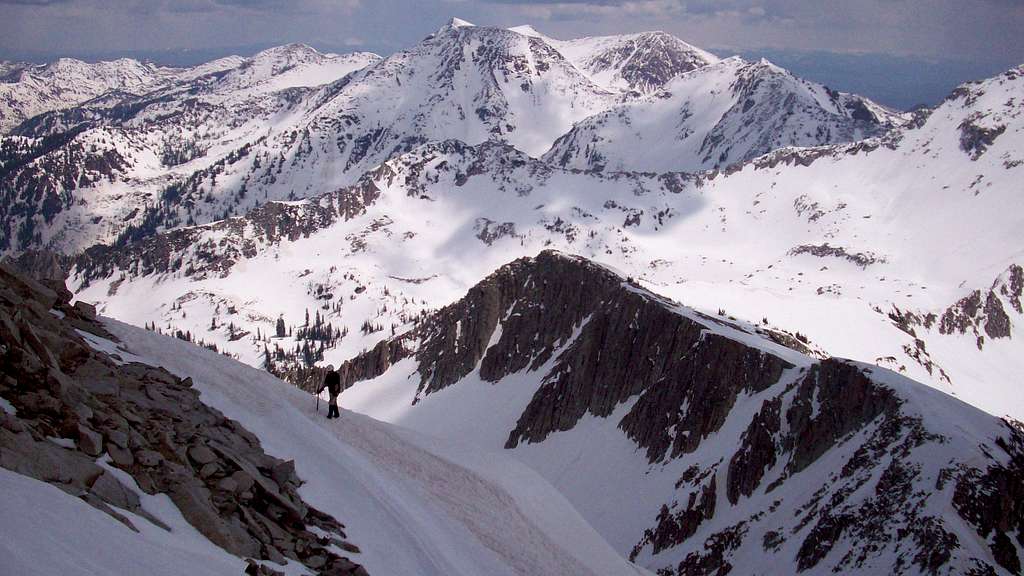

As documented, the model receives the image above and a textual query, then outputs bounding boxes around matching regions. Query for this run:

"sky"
[1,0,1022,109]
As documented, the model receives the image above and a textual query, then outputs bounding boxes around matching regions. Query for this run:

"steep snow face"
[93,317,648,576]
[69,64,1024,429]
[546,30,719,95]
[544,56,905,172]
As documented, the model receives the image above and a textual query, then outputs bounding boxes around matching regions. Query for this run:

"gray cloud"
[0,0,1019,81]
[0,0,69,4]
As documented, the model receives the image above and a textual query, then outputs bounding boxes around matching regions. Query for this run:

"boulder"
[73,359,120,396]
[271,460,298,488]
[107,444,134,468]
[17,319,56,368]
[135,450,163,467]
[199,462,220,479]
[265,545,286,565]
[89,471,141,511]
[73,403,94,422]
[217,477,238,493]
[106,429,128,450]
[333,539,362,554]
[168,480,260,558]
[327,558,359,573]
[1,428,102,487]
[188,444,217,466]
[81,494,139,533]
[74,301,97,320]
[77,425,104,457]
[232,470,255,492]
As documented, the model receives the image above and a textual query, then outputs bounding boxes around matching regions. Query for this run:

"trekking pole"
[315,386,320,414]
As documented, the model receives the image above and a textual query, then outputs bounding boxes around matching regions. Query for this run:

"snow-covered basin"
[96,317,648,576]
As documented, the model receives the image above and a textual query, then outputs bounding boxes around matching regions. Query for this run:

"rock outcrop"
[338,250,792,461]
[0,262,368,575]
[890,263,1023,351]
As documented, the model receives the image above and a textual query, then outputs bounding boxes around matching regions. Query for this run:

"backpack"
[326,371,342,396]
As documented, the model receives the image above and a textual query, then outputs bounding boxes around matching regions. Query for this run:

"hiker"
[318,365,342,419]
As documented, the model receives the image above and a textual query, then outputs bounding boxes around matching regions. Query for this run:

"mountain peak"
[448,17,475,29]
[246,43,326,68]
[508,24,546,38]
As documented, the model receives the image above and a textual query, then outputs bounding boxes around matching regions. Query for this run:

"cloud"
[483,0,684,21]
[0,0,70,4]
[0,0,1020,71]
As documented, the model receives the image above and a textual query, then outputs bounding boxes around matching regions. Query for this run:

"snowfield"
[53,317,647,576]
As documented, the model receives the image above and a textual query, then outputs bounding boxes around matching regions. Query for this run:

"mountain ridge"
[1,23,904,257]
[335,249,1024,575]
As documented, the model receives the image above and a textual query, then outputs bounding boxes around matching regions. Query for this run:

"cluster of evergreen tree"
[143,320,227,355]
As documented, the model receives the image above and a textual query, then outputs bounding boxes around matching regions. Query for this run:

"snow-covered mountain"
[510,26,719,94]
[0,56,248,134]
[0,20,900,257]
[334,249,1024,575]
[65,63,1024,423]
[0,44,380,255]
[544,56,904,172]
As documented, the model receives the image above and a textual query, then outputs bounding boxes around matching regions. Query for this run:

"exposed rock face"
[74,167,386,284]
[631,472,717,560]
[339,250,792,459]
[935,264,1021,348]
[0,262,368,575]
[788,243,886,268]
[784,360,901,475]
[959,113,1007,160]
[951,422,1024,575]
[337,250,1024,575]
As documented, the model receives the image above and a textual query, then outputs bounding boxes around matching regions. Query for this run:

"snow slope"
[86,316,647,576]
[544,56,903,172]
[0,466,252,576]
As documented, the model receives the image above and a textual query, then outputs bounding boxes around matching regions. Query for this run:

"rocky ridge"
[336,250,1024,575]
[0,259,369,575]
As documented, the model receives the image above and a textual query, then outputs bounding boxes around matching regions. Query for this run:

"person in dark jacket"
[318,365,342,419]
